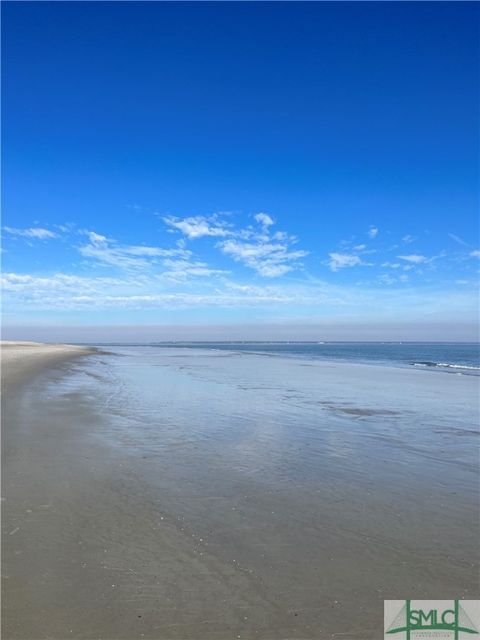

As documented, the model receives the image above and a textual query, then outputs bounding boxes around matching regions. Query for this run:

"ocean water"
[91,341,480,373]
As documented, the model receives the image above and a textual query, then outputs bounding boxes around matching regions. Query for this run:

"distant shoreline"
[73,340,480,344]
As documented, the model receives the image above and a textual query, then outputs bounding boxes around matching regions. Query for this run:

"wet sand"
[2,346,479,639]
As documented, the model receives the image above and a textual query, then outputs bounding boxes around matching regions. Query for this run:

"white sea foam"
[412,361,480,371]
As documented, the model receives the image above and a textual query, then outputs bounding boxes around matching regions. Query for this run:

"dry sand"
[1,341,97,389]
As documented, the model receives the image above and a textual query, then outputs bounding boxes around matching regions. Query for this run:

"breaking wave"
[411,361,480,371]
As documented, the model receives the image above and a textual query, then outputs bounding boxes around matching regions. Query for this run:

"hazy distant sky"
[2,2,479,340]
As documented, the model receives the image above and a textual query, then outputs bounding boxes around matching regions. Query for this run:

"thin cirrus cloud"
[2,269,477,327]
[161,258,228,281]
[162,214,232,239]
[78,230,230,281]
[0,271,318,310]
[3,226,58,239]
[449,233,470,247]
[368,226,379,239]
[397,254,429,264]
[327,253,363,272]
[78,230,187,270]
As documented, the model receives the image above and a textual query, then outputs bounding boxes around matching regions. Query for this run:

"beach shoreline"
[1,344,478,639]
[1,341,99,390]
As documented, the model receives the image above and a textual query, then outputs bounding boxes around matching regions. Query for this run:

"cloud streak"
[3,226,58,239]
[78,230,188,271]
[397,254,429,264]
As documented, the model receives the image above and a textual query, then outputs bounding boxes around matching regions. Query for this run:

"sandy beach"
[1,341,97,389]
[2,345,479,639]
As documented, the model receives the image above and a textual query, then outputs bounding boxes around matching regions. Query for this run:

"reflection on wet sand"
[2,347,479,639]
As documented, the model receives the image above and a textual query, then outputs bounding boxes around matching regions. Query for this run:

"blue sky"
[2,2,479,338]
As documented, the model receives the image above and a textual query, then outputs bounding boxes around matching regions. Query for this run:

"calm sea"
[90,342,480,372]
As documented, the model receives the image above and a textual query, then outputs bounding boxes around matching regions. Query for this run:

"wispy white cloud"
[402,235,415,244]
[53,222,77,234]
[3,213,476,324]
[3,270,476,327]
[1,272,128,299]
[3,226,58,240]
[163,214,231,239]
[378,273,397,285]
[254,213,274,228]
[77,230,231,284]
[84,231,107,245]
[78,230,186,270]
[160,212,307,278]
[220,239,307,277]
[327,253,363,272]
[161,258,228,281]
[397,254,429,264]
[0,271,320,310]
[449,233,470,247]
